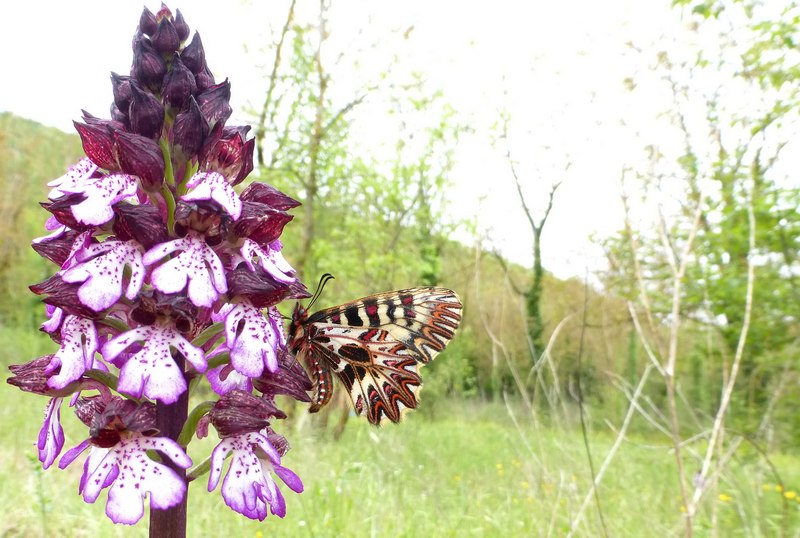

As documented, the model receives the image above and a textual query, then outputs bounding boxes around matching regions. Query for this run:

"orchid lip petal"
[63,433,191,525]
[182,171,242,220]
[102,324,206,403]
[144,233,227,308]
[209,431,302,520]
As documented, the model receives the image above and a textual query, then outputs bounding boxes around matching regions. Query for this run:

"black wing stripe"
[344,304,364,326]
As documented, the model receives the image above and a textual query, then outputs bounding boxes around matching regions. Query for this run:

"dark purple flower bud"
[180,32,205,74]
[132,37,166,92]
[162,54,197,111]
[97,398,158,434]
[195,415,210,439]
[138,6,157,36]
[227,265,309,308]
[7,356,78,396]
[32,228,84,266]
[235,139,254,185]
[110,72,133,111]
[30,275,103,319]
[195,65,216,92]
[110,103,128,124]
[172,97,208,161]
[200,127,252,184]
[112,202,168,249]
[73,121,119,171]
[252,351,313,402]
[208,390,285,438]
[81,110,127,131]
[173,201,224,242]
[263,428,291,456]
[78,397,158,447]
[114,131,165,191]
[126,288,203,334]
[155,3,173,22]
[128,83,165,139]
[40,194,93,232]
[196,79,232,129]
[174,9,190,42]
[240,183,301,210]
[232,201,294,246]
[152,17,180,55]
[74,396,105,426]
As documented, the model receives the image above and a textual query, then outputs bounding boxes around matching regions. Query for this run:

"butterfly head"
[289,273,333,347]
[288,302,308,345]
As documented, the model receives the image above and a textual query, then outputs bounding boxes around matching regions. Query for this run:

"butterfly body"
[288,287,462,425]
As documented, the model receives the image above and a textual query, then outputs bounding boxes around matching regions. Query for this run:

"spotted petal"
[102,324,206,404]
[182,170,241,220]
[143,232,227,307]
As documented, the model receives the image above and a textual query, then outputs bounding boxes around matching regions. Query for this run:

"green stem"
[160,138,175,188]
[191,322,225,348]
[186,453,214,482]
[161,184,177,236]
[178,400,215,448]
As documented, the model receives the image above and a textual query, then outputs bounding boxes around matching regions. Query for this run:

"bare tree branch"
[255,0,296,167]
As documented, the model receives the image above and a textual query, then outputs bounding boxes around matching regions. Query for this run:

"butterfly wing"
[294,288,462,425]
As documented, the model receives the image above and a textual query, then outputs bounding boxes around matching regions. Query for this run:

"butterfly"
[288,275,462,425]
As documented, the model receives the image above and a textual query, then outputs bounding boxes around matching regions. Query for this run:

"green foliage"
[251,13,466,300]
[4,387,800,536]
[602,0,800,446]
[0,113,83,328]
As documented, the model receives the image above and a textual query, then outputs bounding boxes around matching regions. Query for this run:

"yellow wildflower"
[776,484,784,493]
[718,494,733,503]
[784,491,797,500]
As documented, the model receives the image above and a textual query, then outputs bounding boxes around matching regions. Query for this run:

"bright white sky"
[0,0,687,279]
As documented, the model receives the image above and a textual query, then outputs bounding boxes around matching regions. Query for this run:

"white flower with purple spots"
[102,324,207,404]
[143,232,227,308]
[48,163,138,226]
[207,430,303,521]
[40,305,64,334]
[205,345,252,395]
[223,301,280,378]
[47,157,98,198]
[238,239,295,283]
[46,315,98,390]
[182,170,242,220]
[38,398,65,469]
[59,433,192,525]
[61,240,145,312]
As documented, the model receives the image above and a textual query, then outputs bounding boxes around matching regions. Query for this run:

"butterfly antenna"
[308,273,334,309]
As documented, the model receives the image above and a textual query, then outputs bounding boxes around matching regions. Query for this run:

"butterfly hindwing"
[289,287,462,425]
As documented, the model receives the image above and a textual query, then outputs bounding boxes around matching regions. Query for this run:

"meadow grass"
[2,334,799,537]
[2,392,799,537]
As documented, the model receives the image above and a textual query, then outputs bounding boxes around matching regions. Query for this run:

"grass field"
[2,328,798,537]
[3,384,800,538]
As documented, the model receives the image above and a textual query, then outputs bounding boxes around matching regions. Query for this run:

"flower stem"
[149,356,189,538]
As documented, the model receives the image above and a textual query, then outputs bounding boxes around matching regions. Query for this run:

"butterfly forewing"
[290,287,462,425]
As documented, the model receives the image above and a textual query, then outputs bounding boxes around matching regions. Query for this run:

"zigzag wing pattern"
[292,287,462,425]
[306,288,462,364]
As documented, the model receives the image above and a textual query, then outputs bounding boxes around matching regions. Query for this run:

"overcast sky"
[0,0,685,279]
